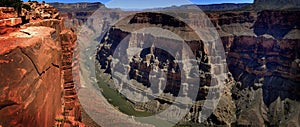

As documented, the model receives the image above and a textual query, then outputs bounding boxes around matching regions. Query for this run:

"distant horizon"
[37,0,254,9]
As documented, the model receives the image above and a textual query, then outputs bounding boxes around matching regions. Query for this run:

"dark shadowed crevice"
[52,63,60,68]
[0,100,18,110]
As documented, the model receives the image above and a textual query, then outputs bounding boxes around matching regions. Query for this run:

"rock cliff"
[214,10,300,126]
[0,2,83,127]
[96,12,235,125]
[0,26,63,127]
[95,8,300,127]
[33,1,300,127]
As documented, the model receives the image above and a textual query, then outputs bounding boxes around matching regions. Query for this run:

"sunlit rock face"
[0,2,83,126]
[0,26,63,127]
[0,23,82,127]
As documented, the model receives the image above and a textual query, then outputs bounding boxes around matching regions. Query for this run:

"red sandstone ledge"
[0,26,56,55]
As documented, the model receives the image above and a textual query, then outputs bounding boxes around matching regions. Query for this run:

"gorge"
[0,0,299,127]
[94,2,300,127]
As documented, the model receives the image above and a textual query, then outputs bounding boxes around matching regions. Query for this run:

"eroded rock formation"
[0,2,83,127]
[96,12,235,125]
[0,26,63,127]
[213,10,300,126]
[95,8,300,127]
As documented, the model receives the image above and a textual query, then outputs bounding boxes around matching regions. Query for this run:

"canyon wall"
[0,26,63,127]
[96,12,235,125]
[50,2,104,30]
[214,10,300,126]
[95,9,300,126]
[0,3,83,127]
[49,2,300,126]
[60,28,84,127]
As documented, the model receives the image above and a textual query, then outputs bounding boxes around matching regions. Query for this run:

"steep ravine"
[96,12,235,126]
[96,10,300,126]
[15,5,296,127]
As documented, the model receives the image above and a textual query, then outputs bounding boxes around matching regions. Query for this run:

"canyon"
[0,0,299,127]
[94,2,300,127]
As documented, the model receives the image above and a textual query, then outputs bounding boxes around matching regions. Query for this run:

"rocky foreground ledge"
[0,2,83,127]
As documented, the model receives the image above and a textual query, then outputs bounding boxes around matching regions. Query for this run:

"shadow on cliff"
[96,12,212,102]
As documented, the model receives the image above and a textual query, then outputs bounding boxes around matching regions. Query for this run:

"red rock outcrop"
[0,7,22,27]
[0,7,17,20]
[0,2,84,127]
[60,28,84,127]
[0,26,63,127]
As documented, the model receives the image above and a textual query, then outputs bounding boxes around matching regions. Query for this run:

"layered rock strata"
[0,3,84,127]
[0,26,63,127]
[60,29,84,127]
[96,12,235,125]
[210,10,300,126]
[96,9,300,126]
[0,7,22,27]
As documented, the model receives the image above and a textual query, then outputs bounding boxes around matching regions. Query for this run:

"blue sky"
[39,0,254,9]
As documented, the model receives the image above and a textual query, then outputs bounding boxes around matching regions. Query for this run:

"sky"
[38,0,254,9]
